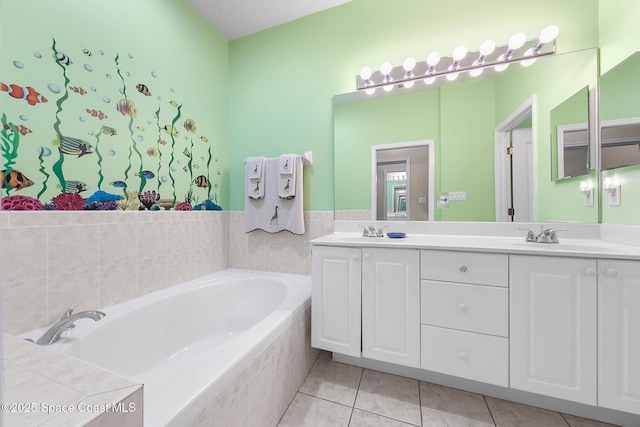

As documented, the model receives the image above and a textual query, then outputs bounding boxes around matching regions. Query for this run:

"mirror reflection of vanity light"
[579,180,594,207]
[603,176,621,206]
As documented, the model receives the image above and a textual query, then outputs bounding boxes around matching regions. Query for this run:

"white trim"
[494,96,535,222]
[371,140,435,221]
[557,122,588,179]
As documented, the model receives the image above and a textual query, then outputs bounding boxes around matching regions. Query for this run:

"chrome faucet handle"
[376,225,388,237]
[518,227,537,243]
[359,225,370,237]
[537,228,566,243]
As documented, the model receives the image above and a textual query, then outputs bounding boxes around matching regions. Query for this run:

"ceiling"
[185,0,352,40]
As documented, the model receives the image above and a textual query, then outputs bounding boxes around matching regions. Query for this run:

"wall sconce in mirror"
[579,180,594,207]
[603,176,621,206]
[356,25,558,94]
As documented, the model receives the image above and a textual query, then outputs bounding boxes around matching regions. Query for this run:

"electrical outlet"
[448,191,467,201]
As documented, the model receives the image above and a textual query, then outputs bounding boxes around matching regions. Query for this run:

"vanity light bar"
[356,26,558,94]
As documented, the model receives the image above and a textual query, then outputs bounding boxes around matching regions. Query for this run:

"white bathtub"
[27,269,311,427]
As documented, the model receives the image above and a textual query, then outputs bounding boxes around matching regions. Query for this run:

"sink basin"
[496,239,623,254]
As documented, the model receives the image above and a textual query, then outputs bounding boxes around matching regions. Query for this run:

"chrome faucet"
[519,226,565,243]
[359,225,387,237]
[34,309,106,346]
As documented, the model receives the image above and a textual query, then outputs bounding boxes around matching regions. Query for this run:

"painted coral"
[174,201,192,211]
[1,195,43,210]
[51,192,85,210]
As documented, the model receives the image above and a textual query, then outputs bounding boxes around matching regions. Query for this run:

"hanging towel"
[246,156,265,199]
[245,156,304,234]
[279,154,298,199]
[279,154,295,174]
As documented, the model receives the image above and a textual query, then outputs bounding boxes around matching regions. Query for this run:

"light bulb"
[480,40,496,56]
[380,61,393,76]
[494,54,509,72]
[426,52,440,67]
[469,68,483,77]
[404,80,415,88]
[453,45,467,61]
[446,72,459,81]
[383,84,394,92]
[365,87,376,95]
[360,66,372,80]
[423,76,436,85]
[539,25,559,44]
[508,32,526,50]
[403,57,416,72]
[521,48,536,67]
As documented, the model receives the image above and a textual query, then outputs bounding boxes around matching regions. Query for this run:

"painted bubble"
[106,74,112,79]
[19,115,28,121]
[215,184,219,189]
[157,96,162,102]
[79,116,86,122]
[125,71,131,77]
[170,166,176,172]
[137,135,143,142]
[84,64,93,72]
[170,88,175,92]
[147,120,152,124]
[47,83,61,93]
[151,71,158,78]
[91,86,97,92]
[128,53,134,59]
[200,157,205,161]
[39,146,52,156]
[102,96,111,103]
[13,60,24,69]
[161,176,168,183]
[119,88,124,95]
[33,51,42,59]
[98,50,104,56]
[108,150,116,156]
[88,130,95,136]
[217,170,221,175]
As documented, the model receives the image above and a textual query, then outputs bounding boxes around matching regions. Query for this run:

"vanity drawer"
[420,250,508,287]
[421,325,508,387]
[421,280,508,337]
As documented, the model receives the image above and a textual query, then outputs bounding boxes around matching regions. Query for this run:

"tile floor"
[278,351,618,427]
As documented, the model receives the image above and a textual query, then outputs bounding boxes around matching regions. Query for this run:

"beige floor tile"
[420,382,494,427]
[349,409,417,426]
[318,350,332,360]
[562,413,620,427]
[299,358,363,406]
[278,393,352,427]
[486,396,568,427]
[355,369,421,426]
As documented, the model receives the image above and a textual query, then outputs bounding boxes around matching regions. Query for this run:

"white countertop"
[311,232,640,260]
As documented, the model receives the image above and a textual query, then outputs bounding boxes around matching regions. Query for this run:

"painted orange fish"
[3,124,32,136]
[0,82,48,106]
[1,169,34,190]
[69,86,87,95]
[86,108,108,120]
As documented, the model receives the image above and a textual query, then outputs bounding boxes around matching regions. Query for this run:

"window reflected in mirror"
[550,86,590,180]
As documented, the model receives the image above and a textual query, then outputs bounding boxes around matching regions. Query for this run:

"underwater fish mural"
[86,108,108,120]
[163,124,178,137]
[101,125,117,136]
[0,83,48,106]
[169,100,178,107]
[183,147,191,158]
[194,175,209,188]
[183,119,196,133]
[82,48,92,56]
[136,125,145,132]
[135,170,155,179]
[116,98,137,118]
[60,180,87,193]
[1,169,34,190]
[109,180,126,188]
[200,136,208,143]
[136,84,151,96]
[69,86,87,95]
[54,52,72,66]
[159,139,167,145]
[3,124,32,136]
[56,136,93,157]
[146,147,158,157]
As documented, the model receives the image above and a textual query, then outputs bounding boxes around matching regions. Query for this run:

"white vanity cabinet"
[598,259,640,415]
[362,248,420,367]
[311,245,362,357]
[419,250,509,387]
[510,255,597,405]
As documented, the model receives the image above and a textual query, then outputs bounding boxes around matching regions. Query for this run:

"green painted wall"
[0,0,229,210]
[228,0,599,212]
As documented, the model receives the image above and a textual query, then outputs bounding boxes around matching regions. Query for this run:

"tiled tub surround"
[2,333,142,427]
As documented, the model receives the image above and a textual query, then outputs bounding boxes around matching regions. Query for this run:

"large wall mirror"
[334,48,599,223]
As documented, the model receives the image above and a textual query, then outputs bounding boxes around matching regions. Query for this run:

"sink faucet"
[519,226,565,243]
[34,309,106,346]
[359,225,387,237]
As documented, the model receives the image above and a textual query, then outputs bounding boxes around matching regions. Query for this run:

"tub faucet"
[34,309,106,346]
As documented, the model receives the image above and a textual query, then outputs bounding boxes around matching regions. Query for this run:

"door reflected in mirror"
[601,119,640,170]
[550,86,590,180]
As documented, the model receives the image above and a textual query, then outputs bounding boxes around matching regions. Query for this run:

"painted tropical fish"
[194,175,209,188]
[163,125,178,137]
[135,170,155,179]
[53,52,72,66]
[136,125,145,132]
[146,147,158,157]
[136,84,151,96]
[56,136,93,157]
[69,86,87,95]
[0,83,48,106]
[183,119,196,134]
[3,124,32,136]
[116,98,137,118]
[1,169,34,190]
[101,125,117,136]
[86,108,108,120]
[82,48,92,56]
[109,181,126,188]
[200,135,208,143]
[169,100,178,107]
[60,180,87,193]
[159,139,167,145]
[183,147,191,158]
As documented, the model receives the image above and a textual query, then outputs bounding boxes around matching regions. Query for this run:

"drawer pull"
[352,254,359,261]
[363,253,371,260]
[605,268,618,277]
[459,265,468,273]
[459,351,468,361]
[458,303,468,312]
[584,268,596,277]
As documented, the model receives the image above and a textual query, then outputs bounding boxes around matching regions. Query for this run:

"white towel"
[246,156,265,199]
[245,156,304,234]
[279,154,295,175]
[279,155,298,199]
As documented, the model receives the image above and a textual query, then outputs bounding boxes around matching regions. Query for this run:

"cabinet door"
[510,255,597,405]
[311,246,361,357]
[599,260,640,415]
[362,248,420,367]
